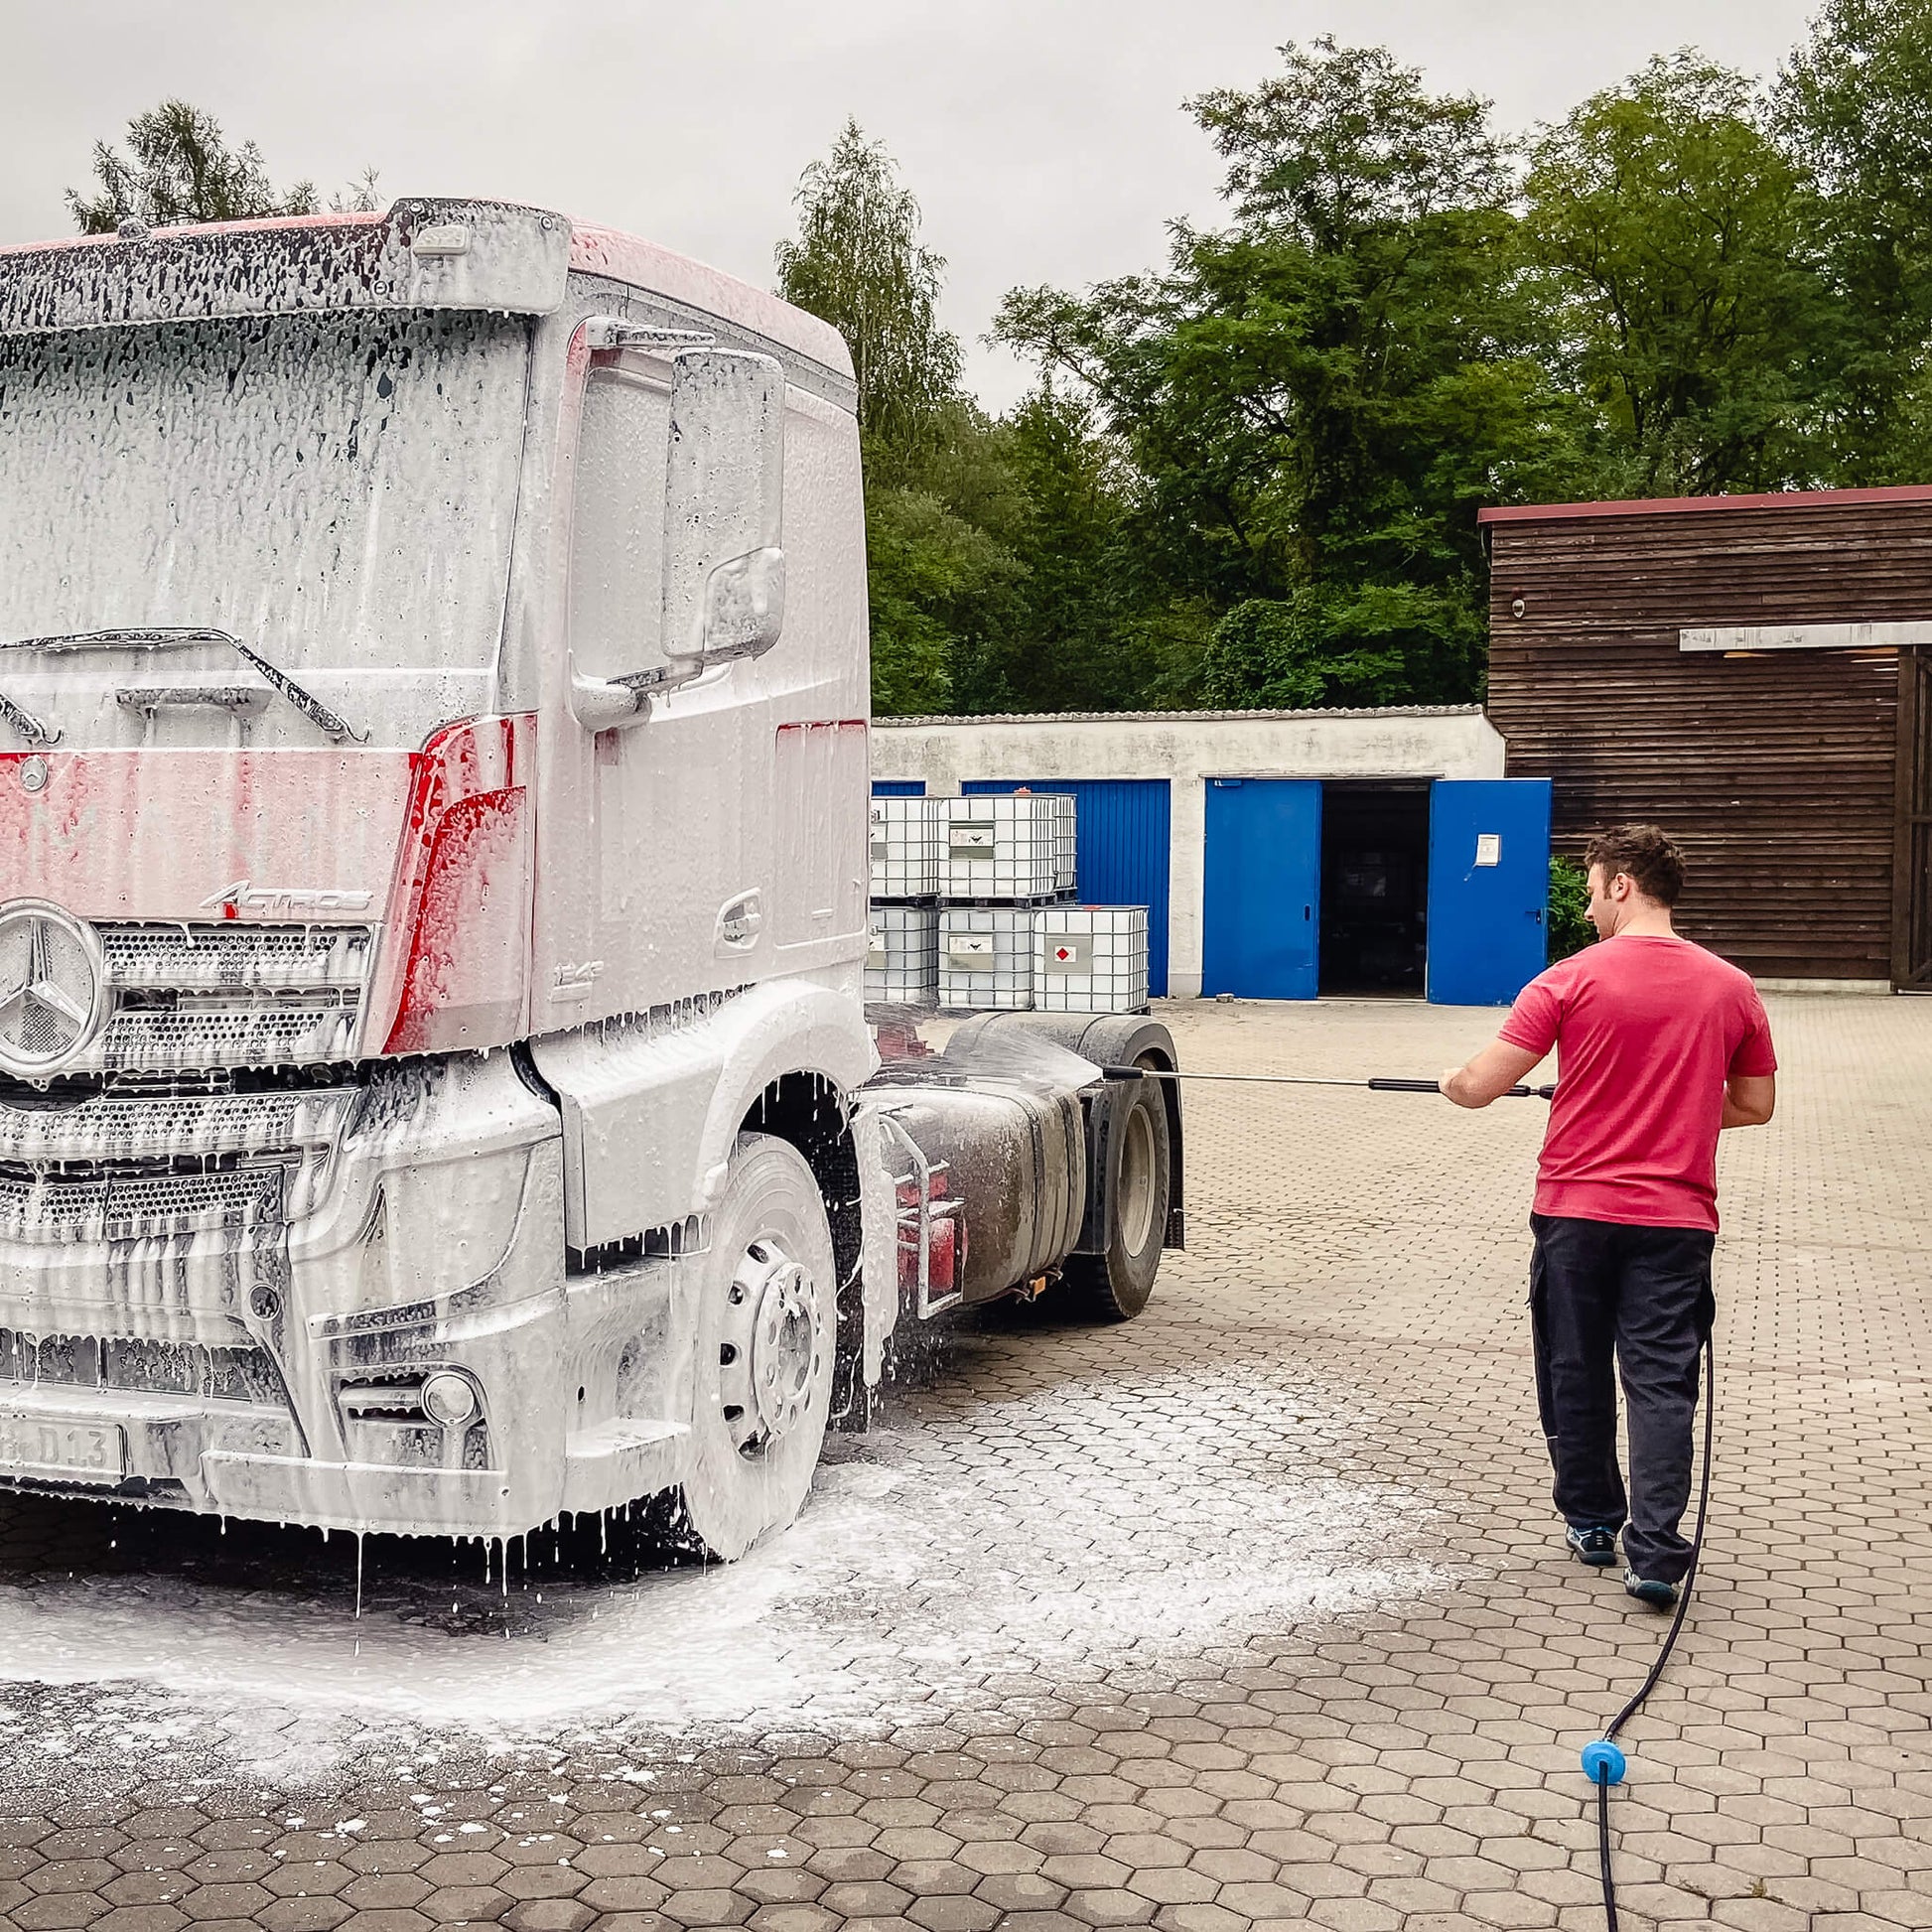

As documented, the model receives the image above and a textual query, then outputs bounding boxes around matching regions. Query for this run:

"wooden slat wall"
[1485,501,1922,980]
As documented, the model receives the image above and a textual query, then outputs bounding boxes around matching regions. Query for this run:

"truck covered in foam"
[0,199,1181,1558]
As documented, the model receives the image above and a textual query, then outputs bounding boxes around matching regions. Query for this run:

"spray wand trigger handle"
[1581,1739,1626,1786]
[1505,1083,1560,1100]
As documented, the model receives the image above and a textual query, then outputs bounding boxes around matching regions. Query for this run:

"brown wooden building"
[1481,486,1932,988]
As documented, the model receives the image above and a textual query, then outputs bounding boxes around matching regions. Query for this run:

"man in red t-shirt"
[1438,825,1776,1607]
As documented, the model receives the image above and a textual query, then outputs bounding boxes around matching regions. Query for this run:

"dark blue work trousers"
[1529,1212,1715,1585]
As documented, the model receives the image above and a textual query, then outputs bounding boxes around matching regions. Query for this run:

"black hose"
[1595,1775,1620,1932]
[1593,1332,1718,1923]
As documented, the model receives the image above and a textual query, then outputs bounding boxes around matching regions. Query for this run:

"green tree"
[1000,39,1591,711]
[864,483,1022,716]
[775,119,962,459]
[69,99,318,232]
[946,389,1174,715]
[777,122,1001,714]
[1775,0,1932,480]
[1548,856,1594,961]
[1523,53,1836,495]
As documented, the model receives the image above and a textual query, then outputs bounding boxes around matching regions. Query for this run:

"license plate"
[0,1414,127,1483]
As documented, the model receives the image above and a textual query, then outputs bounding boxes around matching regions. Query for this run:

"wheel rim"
[718,1235,825,1455]
[1118,1101,1158,1256]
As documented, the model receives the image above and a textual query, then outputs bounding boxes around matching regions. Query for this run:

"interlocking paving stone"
[0,997,1927,1929]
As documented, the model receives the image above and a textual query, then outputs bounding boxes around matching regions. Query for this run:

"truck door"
[531,337,760,1028]
[1426,778,1553,1005]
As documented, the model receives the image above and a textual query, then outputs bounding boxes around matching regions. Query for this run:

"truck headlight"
[421,1371,480,1428]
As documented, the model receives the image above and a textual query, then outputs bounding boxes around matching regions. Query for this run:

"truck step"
[560,1417,690,1515]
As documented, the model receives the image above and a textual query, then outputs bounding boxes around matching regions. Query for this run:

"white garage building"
[872,707,1534,1004]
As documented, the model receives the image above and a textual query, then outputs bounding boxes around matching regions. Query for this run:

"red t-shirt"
[1497,935,1777,1233]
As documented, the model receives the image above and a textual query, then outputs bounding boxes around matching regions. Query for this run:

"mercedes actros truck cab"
[0,199,1180,1559]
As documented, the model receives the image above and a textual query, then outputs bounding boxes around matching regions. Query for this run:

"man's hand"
[1440,1038,1545,1109]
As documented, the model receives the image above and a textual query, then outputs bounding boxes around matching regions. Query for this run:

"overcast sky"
[3,0,1820,410]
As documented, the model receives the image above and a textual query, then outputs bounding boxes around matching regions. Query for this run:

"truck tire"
[676,1133,838,1560]
[1064,1062,1171,1321]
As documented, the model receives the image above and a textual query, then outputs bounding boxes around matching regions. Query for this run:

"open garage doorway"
[1319,782,1431,996]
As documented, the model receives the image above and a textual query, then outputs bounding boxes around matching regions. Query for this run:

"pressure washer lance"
[1104,1057,1712,1929]
[1099,1066,1557,1098]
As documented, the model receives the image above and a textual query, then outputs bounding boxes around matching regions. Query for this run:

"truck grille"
[0,1084,353,1167]
[98,924,372,991]
[62,922,376,1074]
[0,1161,286,1242]
[0,1327,286,1405]
[0,1077,351,1250]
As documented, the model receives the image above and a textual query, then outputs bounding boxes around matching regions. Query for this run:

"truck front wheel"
[676,1133,837,1560]
[1065,1065,1171,1321]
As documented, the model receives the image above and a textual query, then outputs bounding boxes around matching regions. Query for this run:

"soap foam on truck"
[0,199,1181,1561]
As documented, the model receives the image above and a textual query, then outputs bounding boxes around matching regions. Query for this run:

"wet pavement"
[0,993,1927,1931]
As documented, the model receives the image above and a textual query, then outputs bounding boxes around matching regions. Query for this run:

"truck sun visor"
[0,198,572,337]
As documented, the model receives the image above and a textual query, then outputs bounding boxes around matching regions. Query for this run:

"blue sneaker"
[1566,1525,1619,1567]
[1624,1569,1679,1609]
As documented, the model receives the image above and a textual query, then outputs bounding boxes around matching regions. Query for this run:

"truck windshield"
[0,310,530,672]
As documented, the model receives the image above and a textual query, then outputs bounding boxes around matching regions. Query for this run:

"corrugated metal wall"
[962,779,1173,995]
[1485,498,1921,980]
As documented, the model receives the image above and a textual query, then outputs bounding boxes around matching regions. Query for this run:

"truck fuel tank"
[861,1073,1085,1309]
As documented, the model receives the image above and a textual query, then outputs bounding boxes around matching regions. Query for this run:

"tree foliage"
[1000,40,1595,711]
[777,122,1170,717]
[975,17,1932,716]
[69,99,318,232]
[1773,0,1932,479]
[1524,54,1834,495]
[1548,857,1595,961]
[775,120,962,456]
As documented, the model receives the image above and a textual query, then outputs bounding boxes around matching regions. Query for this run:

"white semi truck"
[0,199,1181,1559]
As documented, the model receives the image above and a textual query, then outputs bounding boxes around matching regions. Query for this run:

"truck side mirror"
[661,349,786,675]
[565,341,787,733]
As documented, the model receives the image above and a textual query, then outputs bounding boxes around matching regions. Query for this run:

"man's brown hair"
[1584,824,1686,906]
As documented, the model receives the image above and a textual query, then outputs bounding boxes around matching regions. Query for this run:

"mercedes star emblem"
[0,901,107,1078]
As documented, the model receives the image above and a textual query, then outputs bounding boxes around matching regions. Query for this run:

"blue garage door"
[871,779,926,796]
[962,778,1172,995]
[1427,778,1553,1005]
[1202,778,1321,1000]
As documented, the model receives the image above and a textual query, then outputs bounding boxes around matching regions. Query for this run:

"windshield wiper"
[0,689,58,746]
[3,627,367,745]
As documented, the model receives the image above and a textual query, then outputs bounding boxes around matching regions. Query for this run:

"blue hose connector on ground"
[1581,1739,1626,1785]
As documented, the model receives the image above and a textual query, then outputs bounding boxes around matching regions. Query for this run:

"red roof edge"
[1477,482,1932,525]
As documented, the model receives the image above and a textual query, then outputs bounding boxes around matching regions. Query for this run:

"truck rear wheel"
[676,1133,837,1560]
[1065,1066,1171,1321]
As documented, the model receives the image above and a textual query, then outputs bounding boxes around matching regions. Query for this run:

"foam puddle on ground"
[0,1366,1452,1769]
